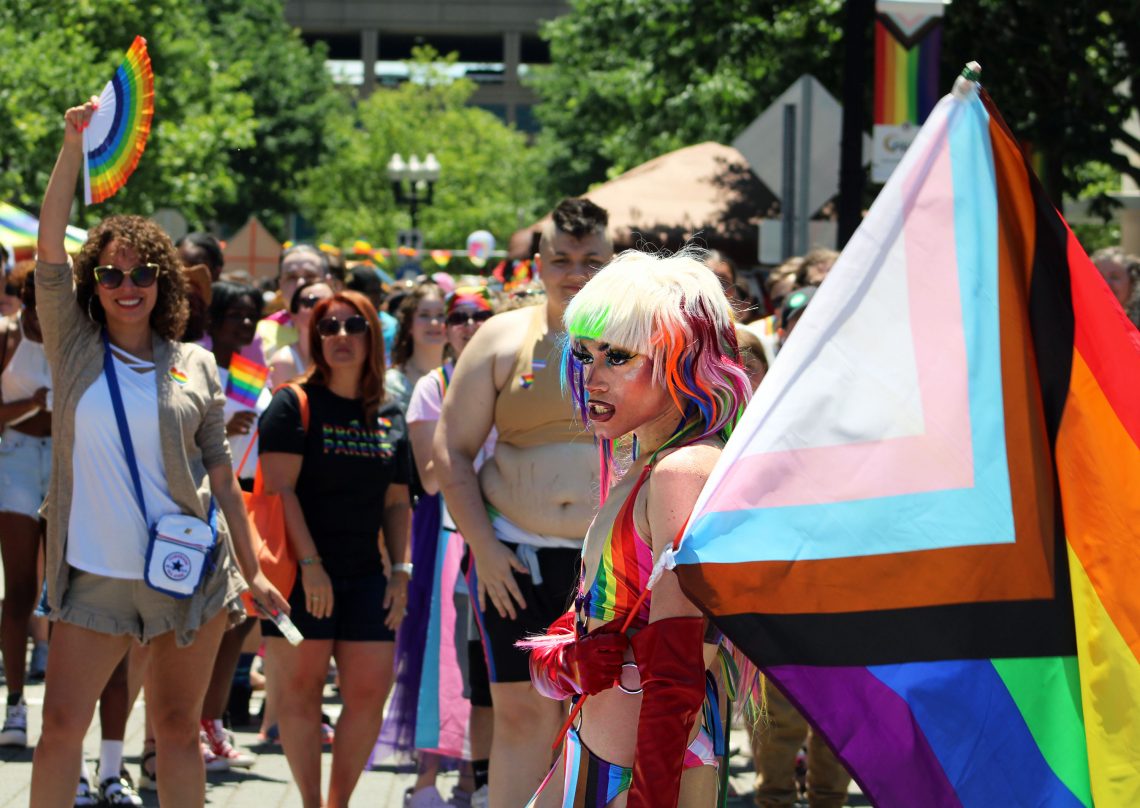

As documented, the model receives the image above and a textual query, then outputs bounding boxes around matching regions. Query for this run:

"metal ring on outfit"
[617,661,643,695]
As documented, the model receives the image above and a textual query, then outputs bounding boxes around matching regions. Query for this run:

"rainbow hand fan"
[83,36,154,205]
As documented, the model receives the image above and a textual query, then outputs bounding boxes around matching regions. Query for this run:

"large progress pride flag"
[675,72,1140,807]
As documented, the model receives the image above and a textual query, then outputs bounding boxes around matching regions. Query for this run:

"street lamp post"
[387,152,441,237]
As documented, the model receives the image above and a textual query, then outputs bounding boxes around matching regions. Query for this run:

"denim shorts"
[0,430,51,519]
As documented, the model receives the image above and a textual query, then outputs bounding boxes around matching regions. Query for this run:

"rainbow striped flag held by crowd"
[674,68,1140,807]
[225,354,269,409]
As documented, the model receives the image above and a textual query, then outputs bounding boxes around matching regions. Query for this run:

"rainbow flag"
[225,354,269,409]
[672,70,1140,807]
[873,16,941,126]
[83,36,155,205]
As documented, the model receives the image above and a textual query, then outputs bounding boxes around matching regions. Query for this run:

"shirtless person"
[436,199,613,807]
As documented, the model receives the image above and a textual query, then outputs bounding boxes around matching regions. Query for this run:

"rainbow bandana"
[225,354,269,408]
[445,286,493,317]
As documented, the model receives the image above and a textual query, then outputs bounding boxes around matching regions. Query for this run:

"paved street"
[0,670,869,806]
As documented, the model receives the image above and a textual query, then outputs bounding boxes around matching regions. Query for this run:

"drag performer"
[523,250,751,808]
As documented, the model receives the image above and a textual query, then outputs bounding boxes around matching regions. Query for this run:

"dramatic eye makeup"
[603,348,636,367]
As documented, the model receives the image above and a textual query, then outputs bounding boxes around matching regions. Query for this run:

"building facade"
[284,0,569,130]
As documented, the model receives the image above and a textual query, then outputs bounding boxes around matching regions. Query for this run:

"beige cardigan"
[36,259,246,645]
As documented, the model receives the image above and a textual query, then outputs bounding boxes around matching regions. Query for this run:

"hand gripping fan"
[83,36,155,205]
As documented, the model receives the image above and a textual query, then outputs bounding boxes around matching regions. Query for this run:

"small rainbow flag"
[225,354,269,409]
[519,372,535,389]
[83,36,155,205]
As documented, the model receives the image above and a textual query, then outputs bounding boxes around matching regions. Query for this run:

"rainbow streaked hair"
[563,249,752,499]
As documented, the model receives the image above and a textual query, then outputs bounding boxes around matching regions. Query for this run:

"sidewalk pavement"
[0,668,866,807]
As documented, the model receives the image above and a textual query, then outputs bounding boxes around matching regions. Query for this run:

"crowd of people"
[2,98,1139,808]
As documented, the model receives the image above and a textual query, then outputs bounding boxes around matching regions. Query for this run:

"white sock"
[100,740,124,782]
[212,718,225,734]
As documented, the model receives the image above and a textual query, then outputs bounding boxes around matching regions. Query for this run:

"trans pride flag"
[674,70,1140,807]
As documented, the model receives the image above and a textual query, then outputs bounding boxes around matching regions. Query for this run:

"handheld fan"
[83,36,155,205]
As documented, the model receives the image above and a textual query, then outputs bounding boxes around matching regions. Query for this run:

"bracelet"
[391,562,413,577]
[299,555,322,567]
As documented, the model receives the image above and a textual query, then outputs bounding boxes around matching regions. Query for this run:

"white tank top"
[1,317,51,403]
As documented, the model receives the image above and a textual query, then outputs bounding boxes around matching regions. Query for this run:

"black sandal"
[138,748,157,791]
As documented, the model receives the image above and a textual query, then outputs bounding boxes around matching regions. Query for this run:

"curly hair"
[390,282,443,370]
[303,291,387,422]
[74,215,189,340]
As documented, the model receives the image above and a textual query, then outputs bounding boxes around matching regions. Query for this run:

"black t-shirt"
[259,384,412,577]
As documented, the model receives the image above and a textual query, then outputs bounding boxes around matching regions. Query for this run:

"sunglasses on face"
[297,295,325,310]
[3,283,19,297]
[446,310,493,327]
[316,315,369,338]
[93,263,159,290]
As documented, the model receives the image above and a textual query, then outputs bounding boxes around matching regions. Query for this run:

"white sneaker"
[99,776,144,807]
[74,776,100,807]
[0,699,28,747]
[470,785,490,808]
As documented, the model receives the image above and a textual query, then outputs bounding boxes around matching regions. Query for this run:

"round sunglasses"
[445,310,494,327]
[93,263,159,290]
[316,314,369,338]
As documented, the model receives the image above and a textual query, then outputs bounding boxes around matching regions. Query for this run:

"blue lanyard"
[101,331,215,532]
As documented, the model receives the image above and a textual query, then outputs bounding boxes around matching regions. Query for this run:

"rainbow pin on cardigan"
[83,36,155,205]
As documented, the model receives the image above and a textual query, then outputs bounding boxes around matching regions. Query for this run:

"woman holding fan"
[31,98,287,808]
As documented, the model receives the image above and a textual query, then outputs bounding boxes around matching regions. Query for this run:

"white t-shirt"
[217,365,272,479]
[67,349,184,579]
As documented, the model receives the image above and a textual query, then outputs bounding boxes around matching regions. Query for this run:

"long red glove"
[520,611,630,700]
[625,616,707,808]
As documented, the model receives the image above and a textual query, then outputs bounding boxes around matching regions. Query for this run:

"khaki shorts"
[53,566,239,646]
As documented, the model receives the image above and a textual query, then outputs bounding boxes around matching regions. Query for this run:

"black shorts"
[261,570,396,643]
[466,542,580,684]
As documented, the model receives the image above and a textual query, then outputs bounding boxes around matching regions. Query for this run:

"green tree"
[0,0,342,234]
[941,1,1138,210]
[530,0,845,199]
[202,0,348,236]
[297,48,543,249]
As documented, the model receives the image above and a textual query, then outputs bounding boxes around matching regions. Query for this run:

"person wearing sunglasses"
[382,286,498,808]
[384,282,446,414]
[30,98,289,808]
[258,291,412,808]
[267,279,334,390]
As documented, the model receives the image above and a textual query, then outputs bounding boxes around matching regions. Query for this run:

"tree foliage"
[297,48,543,249]
[530,0,845,199]
[0,0,341,234]
[533,0,1138,213]
[941,1,1138,210]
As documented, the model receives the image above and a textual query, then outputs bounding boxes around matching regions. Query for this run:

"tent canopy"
[0,202,87,257]
[510,142,776,267]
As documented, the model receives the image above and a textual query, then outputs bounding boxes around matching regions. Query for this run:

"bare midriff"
[479,441,598,539]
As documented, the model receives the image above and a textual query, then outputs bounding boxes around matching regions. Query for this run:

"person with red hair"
[258,291,412,808]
